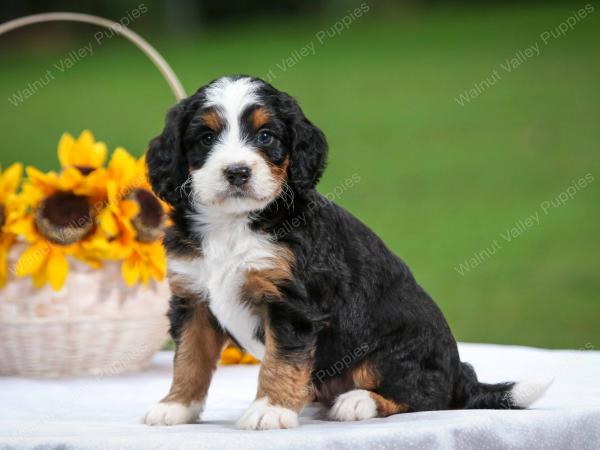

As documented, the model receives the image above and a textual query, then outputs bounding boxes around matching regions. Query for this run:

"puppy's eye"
[200,132,215,146]
[257,130,274,146]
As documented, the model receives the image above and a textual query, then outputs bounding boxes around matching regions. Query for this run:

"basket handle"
[0,12,186,101]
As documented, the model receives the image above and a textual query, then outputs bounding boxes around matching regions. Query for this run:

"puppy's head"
[147,75,327,213]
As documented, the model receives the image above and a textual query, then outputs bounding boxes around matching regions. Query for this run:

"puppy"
[143,75,552,430]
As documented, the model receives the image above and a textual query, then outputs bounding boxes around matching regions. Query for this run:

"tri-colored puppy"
[143,75,551,430]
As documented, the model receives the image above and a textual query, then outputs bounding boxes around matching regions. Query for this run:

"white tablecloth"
[1,343,599,450]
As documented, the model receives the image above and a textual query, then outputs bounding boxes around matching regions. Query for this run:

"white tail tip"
[510,377,554,408]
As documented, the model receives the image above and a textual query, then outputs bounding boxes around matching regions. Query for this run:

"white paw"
[236,397,299,430]
[329,389,377,421]
[142,401,203,426]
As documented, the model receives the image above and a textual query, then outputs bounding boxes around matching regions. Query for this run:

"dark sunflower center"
[74,166,96,175]
[127,188,165,243]
[35,192,93,245]
[0,204,5,229]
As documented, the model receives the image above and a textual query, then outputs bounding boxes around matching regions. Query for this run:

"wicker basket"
[0,245,171,377]
[0,13,186,377]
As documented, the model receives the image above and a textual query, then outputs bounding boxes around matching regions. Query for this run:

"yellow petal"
[91,142,108,168]
[16,182,45,208]
[122,256,140,286]
[57,132,76,168]
[7,217,36,241]
[57,167,83,191]
[0,264,6,288]
[77,130,107,168]
[99,210,119,237]
[26,167,58,195]
[79,129,94,146]
[80,168,108,199]
[59,130,107,169]
[150,260,166,283]
[140,266,150,285]
[0,241,10,288]
[0,162,23,200]
[120,199,140,219]
[15,242,49,276]
[221,347,243,365]
[109,147,137,183]
[47,248,69,291]
[32,268,46,288]
[240,353,259,364]
[149,244,167,279]
[106,180,119,207]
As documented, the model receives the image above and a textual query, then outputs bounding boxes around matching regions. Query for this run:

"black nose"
[224,164,251,187]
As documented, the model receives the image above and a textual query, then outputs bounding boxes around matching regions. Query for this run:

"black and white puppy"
[143,75,551,430]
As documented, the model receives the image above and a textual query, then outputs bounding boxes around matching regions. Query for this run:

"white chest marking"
[169,212,278,360]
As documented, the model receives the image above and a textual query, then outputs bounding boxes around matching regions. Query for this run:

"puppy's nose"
[224,164,251,187]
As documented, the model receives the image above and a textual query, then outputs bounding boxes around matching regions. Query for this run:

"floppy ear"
[146,98,195,207]
[282,94,328,193]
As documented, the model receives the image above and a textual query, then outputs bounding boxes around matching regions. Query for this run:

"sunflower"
[93,147,167,284]
[121,239,167,286]
[8,131,111,291]
[9,171,101,290]
[6,130,168,291]
[0,163,23,287]
[58,130,107,171]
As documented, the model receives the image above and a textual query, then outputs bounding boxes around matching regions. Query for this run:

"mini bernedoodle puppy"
[143,75,552,430]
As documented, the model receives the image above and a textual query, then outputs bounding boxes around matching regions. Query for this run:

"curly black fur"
[147,75,525,414]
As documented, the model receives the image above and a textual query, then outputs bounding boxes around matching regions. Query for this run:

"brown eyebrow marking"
[199,109,223,131]
[251,107,271,129]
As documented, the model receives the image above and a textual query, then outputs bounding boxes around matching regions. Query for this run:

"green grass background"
[1,3,598,348]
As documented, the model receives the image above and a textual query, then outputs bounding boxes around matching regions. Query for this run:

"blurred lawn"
[1,3,598,349]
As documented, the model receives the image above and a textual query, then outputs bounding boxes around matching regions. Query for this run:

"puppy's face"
[147,76,328,214]
[186,78,288,213]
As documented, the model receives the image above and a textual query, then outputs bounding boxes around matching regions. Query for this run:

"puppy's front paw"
[142,401,203,426]
[236,397,299,430]
[329,389,377,421]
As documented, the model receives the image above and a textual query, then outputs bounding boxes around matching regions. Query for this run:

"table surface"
[1,343,600,450]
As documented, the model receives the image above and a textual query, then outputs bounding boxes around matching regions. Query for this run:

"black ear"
[146,98,196,207]
[282,94,328,193]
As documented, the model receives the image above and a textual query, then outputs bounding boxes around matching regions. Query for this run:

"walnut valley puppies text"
[455,173,594,276]
[6,3,148,107]
[273,173,361,239]
[264,3,370,83]
[454,4,595,106]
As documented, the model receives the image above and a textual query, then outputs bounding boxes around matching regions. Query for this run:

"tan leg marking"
[352,361,378,390]
[256,326,313,412]
[353,361,409,416]
[369,392,410,416]
[163,301,228,405]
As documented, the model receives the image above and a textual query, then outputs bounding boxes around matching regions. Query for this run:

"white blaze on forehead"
[204,76,261,126]
[204,77,260,151]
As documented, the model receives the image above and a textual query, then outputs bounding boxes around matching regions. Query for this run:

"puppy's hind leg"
[328,360,412,421]
[329,389,409,421]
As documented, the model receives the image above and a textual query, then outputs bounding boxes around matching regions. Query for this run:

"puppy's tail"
[453,362,553,409]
